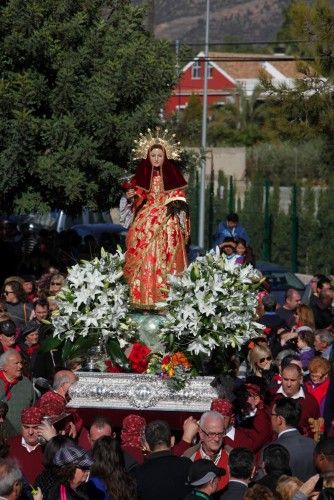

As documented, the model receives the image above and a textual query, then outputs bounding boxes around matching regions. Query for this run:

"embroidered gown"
[124,170,190,309]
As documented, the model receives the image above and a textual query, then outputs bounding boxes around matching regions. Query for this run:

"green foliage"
[173,94,202,146]
[247,139,331,184]
[0,0,176,213]
[207,86,268,147]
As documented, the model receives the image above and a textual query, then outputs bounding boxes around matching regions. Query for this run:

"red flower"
[105,360,123,373]
[162,354,171,365]
[128,343,151,373]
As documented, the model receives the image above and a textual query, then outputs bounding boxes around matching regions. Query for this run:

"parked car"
[256,261,306,304]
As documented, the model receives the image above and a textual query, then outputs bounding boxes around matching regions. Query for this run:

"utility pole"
[198,0,210,249]
[146,0,155,35]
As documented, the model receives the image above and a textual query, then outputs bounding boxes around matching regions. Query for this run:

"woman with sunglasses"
[247,344,277,387]
[2,279,33,331]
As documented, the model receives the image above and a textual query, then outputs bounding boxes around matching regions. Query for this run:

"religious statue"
[123,129,190,309]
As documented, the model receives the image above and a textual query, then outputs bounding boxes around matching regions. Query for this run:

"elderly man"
[314,329,334,362]
[0,458,23,500]
[0,350,35,436]
[36,369,82,437]
[272,363,319,437]
[184,411,229,492]
[8,407,44,484]
[277,288,301,329]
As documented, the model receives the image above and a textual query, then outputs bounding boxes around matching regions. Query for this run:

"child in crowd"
[297,326,315,371]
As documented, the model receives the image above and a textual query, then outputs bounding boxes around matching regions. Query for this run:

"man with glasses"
[183,411,229,493]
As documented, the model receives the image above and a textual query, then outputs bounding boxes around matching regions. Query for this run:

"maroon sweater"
[8,435,43,484]
[223,407,273,452]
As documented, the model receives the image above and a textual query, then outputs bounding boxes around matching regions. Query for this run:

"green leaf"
[106,338,130,370]
[67,334,99,358]
[39,335,63,353]
[62,340,74,361]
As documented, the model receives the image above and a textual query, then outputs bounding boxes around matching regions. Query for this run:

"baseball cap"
[187,459,226,486]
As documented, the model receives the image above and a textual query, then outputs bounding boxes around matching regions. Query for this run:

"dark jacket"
[132,449,192,500]
[269,429,315,481]
[219,480,247,500]
[46,482,89,500]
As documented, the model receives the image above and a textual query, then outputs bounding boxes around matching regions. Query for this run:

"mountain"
[133,0,292,44]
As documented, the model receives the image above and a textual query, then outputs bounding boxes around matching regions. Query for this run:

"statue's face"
[149,148,164,168]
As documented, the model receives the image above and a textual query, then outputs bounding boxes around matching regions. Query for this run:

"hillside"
[133,0,292,44]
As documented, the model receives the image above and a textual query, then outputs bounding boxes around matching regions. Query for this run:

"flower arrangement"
[147,351,194,390]
[50,248,137,364]
[128,342,151,373]
[158,252,264,358]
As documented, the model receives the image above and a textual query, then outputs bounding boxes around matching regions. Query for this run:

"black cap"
[21,321,40,339]
[187,459,226,486]
[0,320,16,337]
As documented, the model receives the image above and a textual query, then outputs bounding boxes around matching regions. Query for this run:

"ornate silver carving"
[69,372,217,412]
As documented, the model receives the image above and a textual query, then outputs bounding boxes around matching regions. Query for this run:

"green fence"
[187,171,334,275]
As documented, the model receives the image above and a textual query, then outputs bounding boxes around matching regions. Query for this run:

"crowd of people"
[1,211,334,499]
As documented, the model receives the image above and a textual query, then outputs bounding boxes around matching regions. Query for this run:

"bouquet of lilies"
[158,251,264,358]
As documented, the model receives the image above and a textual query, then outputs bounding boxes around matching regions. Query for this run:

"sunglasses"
[259,356,272,363]
[50,282,62,286]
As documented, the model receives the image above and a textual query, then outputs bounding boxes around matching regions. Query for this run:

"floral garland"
[158,251,264,357]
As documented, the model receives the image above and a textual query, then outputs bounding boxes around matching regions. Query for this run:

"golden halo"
[132,127,182,161]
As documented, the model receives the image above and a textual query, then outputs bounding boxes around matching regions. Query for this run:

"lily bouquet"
[50,248,136,365]
[158,251,264,358]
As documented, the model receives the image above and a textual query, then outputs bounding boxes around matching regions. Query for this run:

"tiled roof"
[207,52,306,80]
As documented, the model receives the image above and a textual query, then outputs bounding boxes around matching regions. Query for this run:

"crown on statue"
[132,127,182,161]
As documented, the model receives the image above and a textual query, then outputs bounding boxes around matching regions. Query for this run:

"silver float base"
[69,372,217,412]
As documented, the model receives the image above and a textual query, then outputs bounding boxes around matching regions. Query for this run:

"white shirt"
[21,436,40,453]
[278,427,297,438]
[276,386,305,399]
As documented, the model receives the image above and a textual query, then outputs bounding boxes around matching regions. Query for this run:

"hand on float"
[182,416,199,443]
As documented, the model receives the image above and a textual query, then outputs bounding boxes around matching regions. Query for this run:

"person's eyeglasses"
[271,412,278,417]
[259,356,272,363]
[50,282,62,286]
[199,426,225,439]
[4,291,13,295]
[310,372,328,379]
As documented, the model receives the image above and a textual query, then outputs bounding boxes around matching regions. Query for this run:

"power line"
[180,56,315,62]
[172,40,310,46]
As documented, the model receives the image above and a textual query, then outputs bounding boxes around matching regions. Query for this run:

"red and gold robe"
[124,172,190,309]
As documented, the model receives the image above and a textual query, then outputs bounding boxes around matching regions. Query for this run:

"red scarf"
[305,378,330,407]
[26,343,40,356]
[0,370,19,400]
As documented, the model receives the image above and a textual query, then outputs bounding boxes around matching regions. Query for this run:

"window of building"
[192,60,201,79]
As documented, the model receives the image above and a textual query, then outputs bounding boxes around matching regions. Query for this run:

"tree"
[0,0,176,213]
[207,85,267,147]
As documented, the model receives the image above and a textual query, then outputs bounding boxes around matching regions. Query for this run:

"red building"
[165,51,236,116]
[165,51,305,117]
